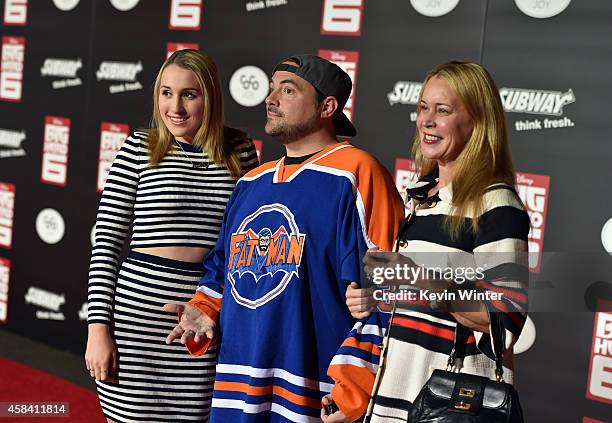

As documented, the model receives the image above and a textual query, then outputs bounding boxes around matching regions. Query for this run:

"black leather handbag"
[408,315,525,423]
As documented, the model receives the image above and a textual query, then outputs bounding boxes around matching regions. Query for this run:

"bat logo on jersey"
[228,203,306,309]
[229,225,304,281]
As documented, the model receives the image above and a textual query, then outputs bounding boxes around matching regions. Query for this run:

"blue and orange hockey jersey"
[186,142,404,422]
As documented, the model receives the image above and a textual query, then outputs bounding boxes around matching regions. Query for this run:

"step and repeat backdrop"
[1,0,611,421]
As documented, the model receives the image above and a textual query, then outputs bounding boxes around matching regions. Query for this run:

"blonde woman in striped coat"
[325,61,530,422]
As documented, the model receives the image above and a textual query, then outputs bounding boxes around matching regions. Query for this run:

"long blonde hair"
[146,49,243,177]
[412,61,516,237]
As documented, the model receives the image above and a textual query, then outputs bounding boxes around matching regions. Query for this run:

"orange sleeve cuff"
[329,365,375,422]
[182,290,222,356]
[187,291,221,322]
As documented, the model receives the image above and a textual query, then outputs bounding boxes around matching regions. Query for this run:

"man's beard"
[265,114,319,144]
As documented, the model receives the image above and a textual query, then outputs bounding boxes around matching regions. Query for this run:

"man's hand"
[345,282,374,319]
[163,303,216,345]
[321,394,352,423]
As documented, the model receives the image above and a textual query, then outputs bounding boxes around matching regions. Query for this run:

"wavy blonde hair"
[412,61,516,237]
[146,49,243,177]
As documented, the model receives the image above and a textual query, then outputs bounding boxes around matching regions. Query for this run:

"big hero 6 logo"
[227,204,305,309]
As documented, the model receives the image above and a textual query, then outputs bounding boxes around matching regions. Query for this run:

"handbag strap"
[448,314,506,382]
[490,312,505,382]
[362,213,413,422]
[446,323,470,370]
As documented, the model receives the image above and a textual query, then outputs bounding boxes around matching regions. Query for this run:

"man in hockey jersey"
[164,55,404,422]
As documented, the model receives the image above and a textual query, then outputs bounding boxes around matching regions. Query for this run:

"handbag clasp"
[458,388,476,398]
[454,401,471,410]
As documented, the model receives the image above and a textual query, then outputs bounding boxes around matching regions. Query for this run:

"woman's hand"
[363,248,419,287]
[321,394,352,423]
[348,248,422,319]
[85,323,118,382]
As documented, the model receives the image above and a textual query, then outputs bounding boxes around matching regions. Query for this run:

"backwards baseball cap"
[272,54,356,137]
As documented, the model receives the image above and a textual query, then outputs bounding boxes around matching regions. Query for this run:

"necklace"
[174,140,207,169]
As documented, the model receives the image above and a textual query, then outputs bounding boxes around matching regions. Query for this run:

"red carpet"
[0,356,105,422]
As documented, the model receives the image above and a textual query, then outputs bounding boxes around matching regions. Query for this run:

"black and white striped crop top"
[87,131,259,324]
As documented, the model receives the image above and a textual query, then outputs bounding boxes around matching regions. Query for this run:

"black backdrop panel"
[481,3,612,421]
[482,0,612,252]
[1,0,94,350]
[353,0,486,167]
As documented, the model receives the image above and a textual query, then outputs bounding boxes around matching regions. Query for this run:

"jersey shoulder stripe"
[242,159,279,179]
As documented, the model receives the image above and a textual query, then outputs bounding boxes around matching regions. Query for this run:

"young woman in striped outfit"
[85,49,258,423]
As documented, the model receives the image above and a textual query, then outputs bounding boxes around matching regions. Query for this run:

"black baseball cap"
[272,54,357,137]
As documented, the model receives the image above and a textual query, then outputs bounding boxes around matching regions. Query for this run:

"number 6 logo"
[320,0,364,36]
[169,0,202,30]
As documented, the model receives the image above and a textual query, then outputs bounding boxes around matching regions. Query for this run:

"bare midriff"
[133,246,211,264]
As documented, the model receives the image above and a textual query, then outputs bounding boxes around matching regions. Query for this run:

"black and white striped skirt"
[96,251,216,423]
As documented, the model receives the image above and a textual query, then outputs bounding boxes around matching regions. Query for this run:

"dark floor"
[0,327,96,391]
